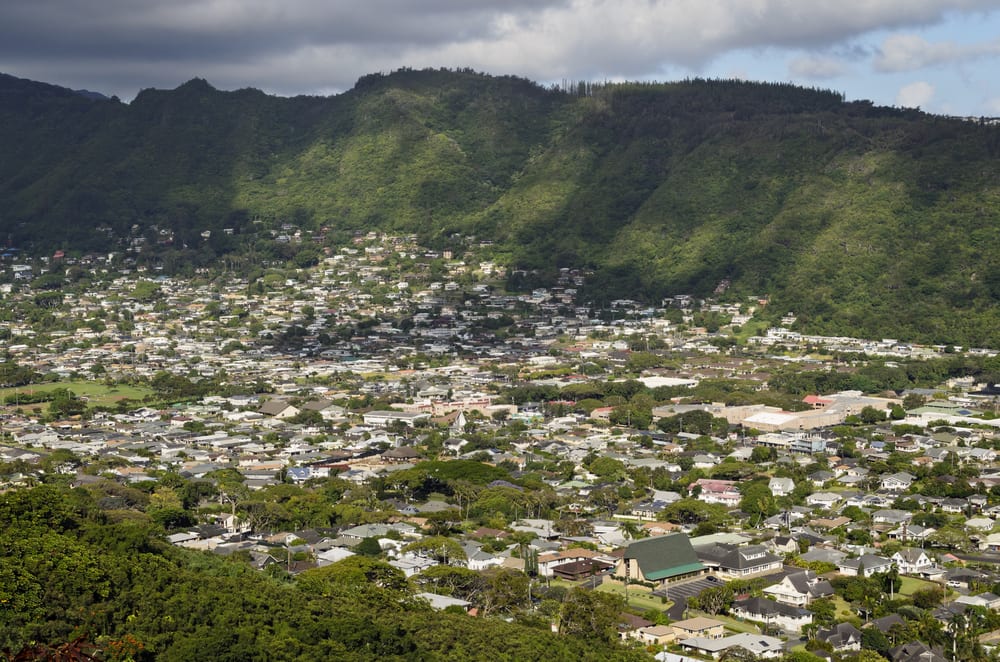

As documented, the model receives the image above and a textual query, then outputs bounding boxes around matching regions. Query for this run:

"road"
[953,552,1000,564]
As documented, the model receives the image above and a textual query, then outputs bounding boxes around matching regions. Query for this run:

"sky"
[2,0,1000,116]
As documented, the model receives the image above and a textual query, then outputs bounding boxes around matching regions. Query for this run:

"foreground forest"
[3,68,1000,345]
[0,485,648,661]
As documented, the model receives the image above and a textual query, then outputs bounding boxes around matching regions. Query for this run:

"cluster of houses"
[7,234,1000,659]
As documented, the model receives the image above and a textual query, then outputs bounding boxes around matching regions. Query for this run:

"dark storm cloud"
[1,0,999,99]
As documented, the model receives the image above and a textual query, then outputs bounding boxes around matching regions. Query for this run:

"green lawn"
[830,595,855,620]
[687,611,761,634]
[595,580,672,613]
[0,380,152,408]
[898,576,936,597]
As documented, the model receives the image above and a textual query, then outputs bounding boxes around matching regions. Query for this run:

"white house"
[890,548,932,575]
[837,554,895,577]
[769,477,795,497]
[731,597,813,633]
[880,472,915,492]
[763,570,834,607]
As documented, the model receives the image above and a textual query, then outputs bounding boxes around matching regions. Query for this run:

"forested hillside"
[0,484,648,661]
[3,68,1000,345]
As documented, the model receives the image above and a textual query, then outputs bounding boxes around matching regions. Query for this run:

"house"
[258,400,300,419]
[552,559,615,581]
[617,612,655,640]
[940,497,968,514]
[694,543,783,579]
[361,410,430,428]
[872,509,913,526]
[891,548,933,575]
[886,523,935,543]
[953,592,1000,610]
[881,472,916,492]
[805,492,841,509]
[810,516,851,530]
[631,625,677,646]
[316,547,355,566]
[678,633,784,659]
[962,517,994,532]
[731,596,812,632]
[888,642,947,662]
[868,613,905,637]
[671,616,726,640]
[416,592,472,612]
[837,554,895,577]
[538,548,603,577]
[763,570,833,607]
[817,622,863,652]
[945,568,988,590]
[389,553,438,577]
[808,470,835,487]
[461,542,504,571]
[768,477,795,497]
[300,399,348,421]
[615,534,706,587]
[979,532,1000,552]
[798,547,846,566]
[766,535,798,555]
[690,479,741,507]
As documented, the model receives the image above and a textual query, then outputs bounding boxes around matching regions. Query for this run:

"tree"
[146,486,194,529]
[853,652,890,662]
[875,566,900,598]
[297,556,409,595]
[356,536,383,557]
[479,568,530,617]
[587,456,626,480]
[740,482,778,522]
[859,406,888,425]
[659,498,729,527]
[697,585,735,615]
[910,584,944,609]
[718,647,760,662]
[401,537,467,565]
[808,597,836,628]
[861,626,890,656]
[558,588,624,644]
[47,388,86,418]
[414,565,482,600]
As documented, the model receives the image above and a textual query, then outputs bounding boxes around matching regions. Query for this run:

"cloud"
[789,55,849,79]
[875,33,1000,71]
[896,80,935,107]
[1,0,999,98]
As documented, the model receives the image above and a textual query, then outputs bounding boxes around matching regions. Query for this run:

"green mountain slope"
[3,69,1000,345]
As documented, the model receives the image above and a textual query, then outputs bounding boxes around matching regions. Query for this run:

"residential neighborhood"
[5,233,1000,660]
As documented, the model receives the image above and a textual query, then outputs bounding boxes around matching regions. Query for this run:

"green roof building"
[615,533,706,585]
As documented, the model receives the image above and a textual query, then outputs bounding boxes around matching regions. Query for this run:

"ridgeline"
[3,68,1000,346]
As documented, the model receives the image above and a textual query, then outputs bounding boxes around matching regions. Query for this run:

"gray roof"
[695,543,782,571]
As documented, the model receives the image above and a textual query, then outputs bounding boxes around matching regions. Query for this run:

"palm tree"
[620,519,645,540]
[917,610,947,649]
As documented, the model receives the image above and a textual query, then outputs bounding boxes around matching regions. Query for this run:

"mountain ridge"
[2,68,1000,346]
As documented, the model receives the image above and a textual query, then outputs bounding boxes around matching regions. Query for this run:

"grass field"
[830,595,855,620]
[595,580,672,613]
[898,575,936,597]
[0,380,153,408]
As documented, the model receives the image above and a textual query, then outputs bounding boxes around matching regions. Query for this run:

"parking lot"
[652,575,723,619]
[652,575,721,602]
